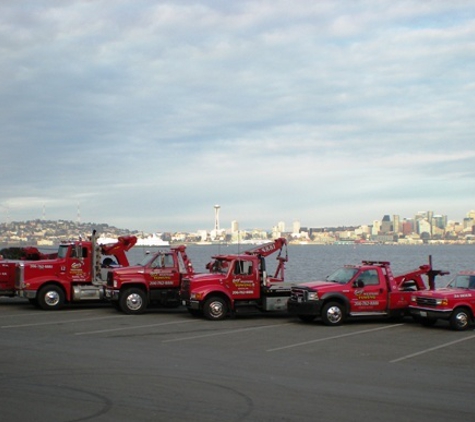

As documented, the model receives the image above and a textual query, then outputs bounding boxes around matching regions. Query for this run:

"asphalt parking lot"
[1,297,474,422]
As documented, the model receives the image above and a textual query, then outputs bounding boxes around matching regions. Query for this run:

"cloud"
[1,0,474,232]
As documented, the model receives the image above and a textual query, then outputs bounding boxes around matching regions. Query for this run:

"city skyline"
[1,206,474,236]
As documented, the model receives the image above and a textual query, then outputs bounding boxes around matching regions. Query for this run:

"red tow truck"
[1,247,58,297]
[287,260,440,326]
[104,245,194,314]
[14,232,137,310]
[409,271,475,330]
[180,238,290,320]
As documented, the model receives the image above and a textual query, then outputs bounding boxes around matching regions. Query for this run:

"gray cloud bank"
[1,0,474,232]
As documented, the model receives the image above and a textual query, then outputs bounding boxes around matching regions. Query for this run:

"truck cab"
[105,245,194,314]
[288,261,432,326]
[410,271,475,330]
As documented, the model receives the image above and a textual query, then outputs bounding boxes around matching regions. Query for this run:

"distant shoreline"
[1,240,474,249]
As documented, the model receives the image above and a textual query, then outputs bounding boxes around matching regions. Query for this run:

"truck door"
[66,245,90,282]
[228,259,259,299]
[350,269,388,313]
[147,253,181,288]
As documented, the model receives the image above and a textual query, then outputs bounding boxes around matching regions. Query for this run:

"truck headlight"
[435,298,448,306]
[191,292,203,301]
[307,291,319,301]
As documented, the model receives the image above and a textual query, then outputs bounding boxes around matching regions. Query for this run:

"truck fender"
[199,287,233,309]
[31,278,71,301]
[119,281,149,293]
[320,292,350,313]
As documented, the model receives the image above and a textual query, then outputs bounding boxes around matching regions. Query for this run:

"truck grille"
[416,297,438,307]
[180,278,190,301]
[290,288,306,301]
[106,272,114,287]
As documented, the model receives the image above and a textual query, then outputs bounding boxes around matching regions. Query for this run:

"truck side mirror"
[353,279,364,288]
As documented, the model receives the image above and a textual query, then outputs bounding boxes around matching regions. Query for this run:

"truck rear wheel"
[37,285,65,310]
[450,308,471,331]
[120,288,147,315]
[321,302,345,326]
[203,296,228,321]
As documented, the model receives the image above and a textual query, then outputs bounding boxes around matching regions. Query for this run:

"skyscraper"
[381,215,392,233]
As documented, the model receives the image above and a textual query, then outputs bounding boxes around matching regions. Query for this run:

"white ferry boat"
[136,233,170,247]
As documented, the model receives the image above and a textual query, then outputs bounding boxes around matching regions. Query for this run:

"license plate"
[420,311,427,317]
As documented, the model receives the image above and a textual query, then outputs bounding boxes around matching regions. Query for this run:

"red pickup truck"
[409,271,475,330]
[288,260,436,326]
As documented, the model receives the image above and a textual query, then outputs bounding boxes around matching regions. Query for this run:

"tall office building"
[381,215,392,233]
[402,219,413,235]
[393,215,401,233]
[432,215,447,230]
[292,220,301,235]
[371,220,381,236]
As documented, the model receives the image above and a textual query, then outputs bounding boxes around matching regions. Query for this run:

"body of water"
[128,243,474,287]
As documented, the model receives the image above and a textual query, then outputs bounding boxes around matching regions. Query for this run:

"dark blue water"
[128,243,474,287]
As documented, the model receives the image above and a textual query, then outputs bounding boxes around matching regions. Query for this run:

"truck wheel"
[321,302,345,326]
[449,308,471,331]
[37,285,65,310]
[120,288,147,315]
[203,296,228,321]
[298,314,316,323]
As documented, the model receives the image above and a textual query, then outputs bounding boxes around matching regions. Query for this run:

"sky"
[1,0,474,233]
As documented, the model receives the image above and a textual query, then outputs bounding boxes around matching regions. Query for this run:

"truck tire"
[120,288,147,315]
[449,308,471,331]
[321,302,345,326]
[203,296,228,321]
[37,285,65,310]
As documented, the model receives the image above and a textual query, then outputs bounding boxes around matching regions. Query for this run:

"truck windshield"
[57,245,69,259]
[448,275,475,289]
[210,258,230,274]
[137,253,155,266]
[326,267,358,284]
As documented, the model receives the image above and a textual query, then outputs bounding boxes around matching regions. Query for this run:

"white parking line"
[1,315,125,328]
[390,333,475,363]
[267,324,404,352]
[0,309,96,318]
[162,322,293,343]
[75,319,197,335]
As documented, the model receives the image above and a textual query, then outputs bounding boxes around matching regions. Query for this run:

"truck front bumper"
[17,290,37,300]
[104,289,120,301]
[187,300,200,310]
[410,307,452,320]
[287,299,322,316]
